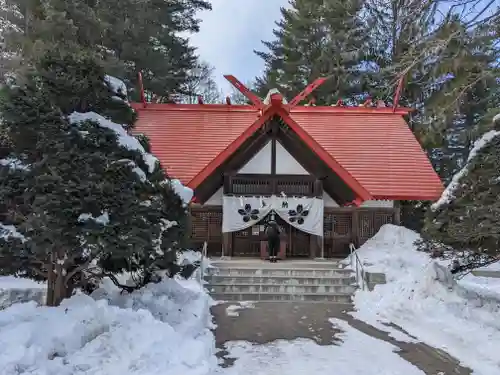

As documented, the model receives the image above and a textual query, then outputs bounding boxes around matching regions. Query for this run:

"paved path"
[212,302,471,375]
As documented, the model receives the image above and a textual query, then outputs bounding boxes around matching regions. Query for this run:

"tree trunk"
[46,251,69,306]
[46,252,56,306]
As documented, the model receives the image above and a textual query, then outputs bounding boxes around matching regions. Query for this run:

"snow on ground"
[0,277,45,310]
[225,301,255,317]
[215,318,424,375]
[348,224,500,375]
[0,277,217,375]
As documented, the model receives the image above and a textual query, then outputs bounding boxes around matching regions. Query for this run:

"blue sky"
[189,0,290,95]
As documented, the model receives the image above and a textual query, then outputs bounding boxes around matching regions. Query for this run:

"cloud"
[189,0,289,94]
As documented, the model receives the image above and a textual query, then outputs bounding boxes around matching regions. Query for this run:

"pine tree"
[254,0,370,104]
[418,115,500,274]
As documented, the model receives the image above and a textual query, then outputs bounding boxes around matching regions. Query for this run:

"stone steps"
[208,283,356,294]
[210,291,353,303]
[208,275,355,286]
[205,260,356,303]
[206,268,352,278]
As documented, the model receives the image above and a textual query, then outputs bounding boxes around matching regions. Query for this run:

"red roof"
[131,100,443,202]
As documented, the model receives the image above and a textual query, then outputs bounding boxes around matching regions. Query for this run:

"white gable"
[205,187,223,205]
[238,141,272,174]
[275,141,309,175]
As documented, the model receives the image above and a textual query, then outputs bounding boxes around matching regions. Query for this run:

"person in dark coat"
[265,219,281,263]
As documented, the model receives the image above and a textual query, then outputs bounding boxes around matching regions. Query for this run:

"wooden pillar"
[223,173,231,194]
[394,201,401,225]
[351,209,359,247]
[313,179,323,197]
[310,234,324,259]
[309,235,317,258]
[222,232,232,258]
[311,179,324,258]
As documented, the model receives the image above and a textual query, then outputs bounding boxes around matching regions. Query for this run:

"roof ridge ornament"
[263,88,288,105]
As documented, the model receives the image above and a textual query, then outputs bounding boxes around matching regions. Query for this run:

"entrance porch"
[189,205,397,259]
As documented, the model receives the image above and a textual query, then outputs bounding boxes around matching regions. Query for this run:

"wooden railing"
[224,174,319,196]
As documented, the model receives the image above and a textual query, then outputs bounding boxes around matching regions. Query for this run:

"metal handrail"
[198,241,208,285]
[349,243,367,290]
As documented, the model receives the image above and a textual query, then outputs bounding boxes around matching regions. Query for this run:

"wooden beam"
[271,137,276,175]
[224,75,264,109]
[288,77,330,107]
[392,75,405,112]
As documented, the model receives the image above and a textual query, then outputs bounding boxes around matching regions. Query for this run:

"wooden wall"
[188,206,397,258]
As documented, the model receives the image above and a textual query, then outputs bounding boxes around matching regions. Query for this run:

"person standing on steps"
[265,218,281,263]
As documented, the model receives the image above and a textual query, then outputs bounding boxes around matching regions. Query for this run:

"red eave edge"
[289,106,414,115]
[130,102,260,112]
[131,102,414,115]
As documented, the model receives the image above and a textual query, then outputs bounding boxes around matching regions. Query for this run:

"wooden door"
[271,216,310,258]
[232,224,263,257]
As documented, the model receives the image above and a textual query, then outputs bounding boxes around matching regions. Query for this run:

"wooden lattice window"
[324,211,352,238]
[358,209,395,244]
[276,179,314,196]
[230,177,272,195]
[190,209,222,241]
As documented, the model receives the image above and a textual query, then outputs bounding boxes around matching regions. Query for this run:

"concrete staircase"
[205,259,356,304]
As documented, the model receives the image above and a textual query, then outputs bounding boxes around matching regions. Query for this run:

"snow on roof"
[431,129,500,211]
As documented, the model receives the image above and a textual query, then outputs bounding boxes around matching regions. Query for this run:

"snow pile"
[431,130,500,211]
[178,249,203,267]
[0,278,217,375]
[0,277,45,310]
[459,262,500,302]
[350,224,500,375]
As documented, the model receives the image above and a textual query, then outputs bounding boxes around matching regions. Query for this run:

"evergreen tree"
[418,115,500,274]
[0,13,191,305]
[254,0,370,104]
